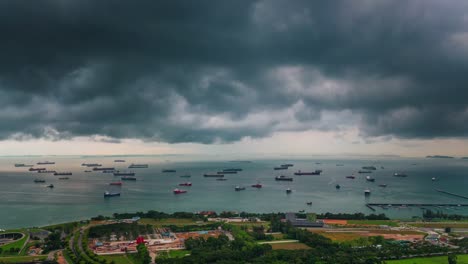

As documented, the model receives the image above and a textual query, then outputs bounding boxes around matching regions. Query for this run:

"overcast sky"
[2,0,468,157]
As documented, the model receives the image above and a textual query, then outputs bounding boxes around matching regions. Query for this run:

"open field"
[270,242,311,250]
[347,220,399,227]
[310,229,425,242]
[0,255,47,263]
[387,254,468,264]
[0,233,27,256]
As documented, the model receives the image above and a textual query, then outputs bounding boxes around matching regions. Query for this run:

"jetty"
[435,189,468,200]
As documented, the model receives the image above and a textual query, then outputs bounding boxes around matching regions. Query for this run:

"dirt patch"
[322,219,348,225]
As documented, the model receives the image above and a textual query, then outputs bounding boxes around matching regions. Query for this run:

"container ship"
[173,188,187,194]
[294,170,321,175]
[162,169,176,173]
[121,176,137,181]
[37,161,55,165]
[204,174,224,177]
[251,183,262,188]
[113,171,135,176]
[93,167,115,171]
[179,182,192,186]
[129,164,148,168]
[104,191,120,197]
[54,172,72,176]
[275,175,293,181]
[29,168,46,171]
[223,168,243,172]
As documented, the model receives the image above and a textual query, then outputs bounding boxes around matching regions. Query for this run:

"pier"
[435,189,468,200]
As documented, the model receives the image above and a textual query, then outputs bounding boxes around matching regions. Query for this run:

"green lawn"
[347,220,398,227]
[100,254,135,264]
[0,255,47,263]
[0,233,28,256]
[139,218,197,226]
[387,254,468,264]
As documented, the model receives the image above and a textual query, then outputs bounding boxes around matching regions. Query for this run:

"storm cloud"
[1,0,468,143]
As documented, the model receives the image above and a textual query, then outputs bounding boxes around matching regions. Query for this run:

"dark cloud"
[1,0,468,143]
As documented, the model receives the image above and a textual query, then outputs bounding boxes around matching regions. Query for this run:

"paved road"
[18,234,30,255]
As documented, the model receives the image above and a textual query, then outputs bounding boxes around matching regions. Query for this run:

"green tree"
[448,253,457,264]
[137,243,151,264]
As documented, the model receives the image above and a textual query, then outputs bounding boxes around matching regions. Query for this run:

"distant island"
[426,155,455,159]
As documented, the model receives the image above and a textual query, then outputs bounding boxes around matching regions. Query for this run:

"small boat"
[37,161,55,165]
[162,169,176,173]
[109,182,122,186]
[346,175,355,179]
[180,175,191,178]
[121,176,136,181]
[294,170,321,175]
[216,178,228,181]
[173,188,187,194]
[104,191,120,197]
[82,163,102,167]
[393,173,407,177]
[113,171,135,176]
[251,183,262,188]
[15,163,34,167]
[432,177,437,181]
[362,166,377,170]
[299,210,305,213]
[29,168,46,171]
[275,175,293,181]
[364,189,371,196]
[335,184,341,189]
[235,186,246,191]
[38,170,56,174]
[84,170,92,173]
[378,184,387,187]
[274,166,288,170]
[179,182,192,186]
[306,202,312,205]
[93,167,115,171]
[34,179,45,183]
[223,168,243,172]
[218,171,237,174]
[47,184,54,188]
[286,188,292,194]
[280,164,294,168]
[58,177,69,180]
[381,166,384,169]
[366,176,375,182]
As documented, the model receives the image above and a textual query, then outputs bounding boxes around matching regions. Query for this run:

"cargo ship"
[121,176,137,181]
[362,166,377,170]
[47,184,54,188]
[114,160,126,162]
[179,182,192,186]
[378,184,387,187]
[129,164,148,168]
[204,174,224,177]
[216,178,228,181]
[274,166,288,170]
[34,179,45,183]
[37,161,55,165]
[281,164,294,167]
[54,172,72,176]
[102,170,115,173]
[366,176,375,182]
[345,175,356,179]
[84,170,92,173]
[82,163,102,167]
[251,183,262,188]
[104,191,120,197]
[235,186,246,191]
[393,173,408,177]
[173,188,187,194]
[109,182,122,186]
[275,175,293,181]
[294,170,321,175]
[113,171,135,176]
[93,167,115,171]
[29,168,46,171]
[223,168,243,172]
[38,170,56,174]
[58,177,69,180]
[358,170,372,174]
[15,163,33,167]
[162,169,176,173]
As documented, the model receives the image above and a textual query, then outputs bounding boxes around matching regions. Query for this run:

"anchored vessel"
[366,176,375,182]
[82,163,101,167]
[162,169,176,173]
[204,173,224,177]
[286,188,292,194]
[294,170,321,175]
[394,173,408,177]
[173,188,187,194]
[29,168,46,171]
[93,167,115,171]
[54,172,72,176]
[37,161,55,165]
[121,176,137,181]
[129,164,148,168]
[179,182,192,186]
[275,175,293,181]
[104,191,120,197]
[251,183,262,188]
[34,179,45,183]
[235,186,246,191]
[113,171,135,176]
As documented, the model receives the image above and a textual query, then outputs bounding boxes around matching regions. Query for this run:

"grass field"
[101,254,134,264]
[0,255,47,263]
[0,233,28,256]
[387,254,468,264]
[409,222,468,228]
[270,242,311,250]
[347,220,399,227]
[312,231,363,241]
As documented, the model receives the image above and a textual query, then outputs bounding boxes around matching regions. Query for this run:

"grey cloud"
[1,0,468,143]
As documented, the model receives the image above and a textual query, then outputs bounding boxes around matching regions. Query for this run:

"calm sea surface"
[1,156,468,229]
